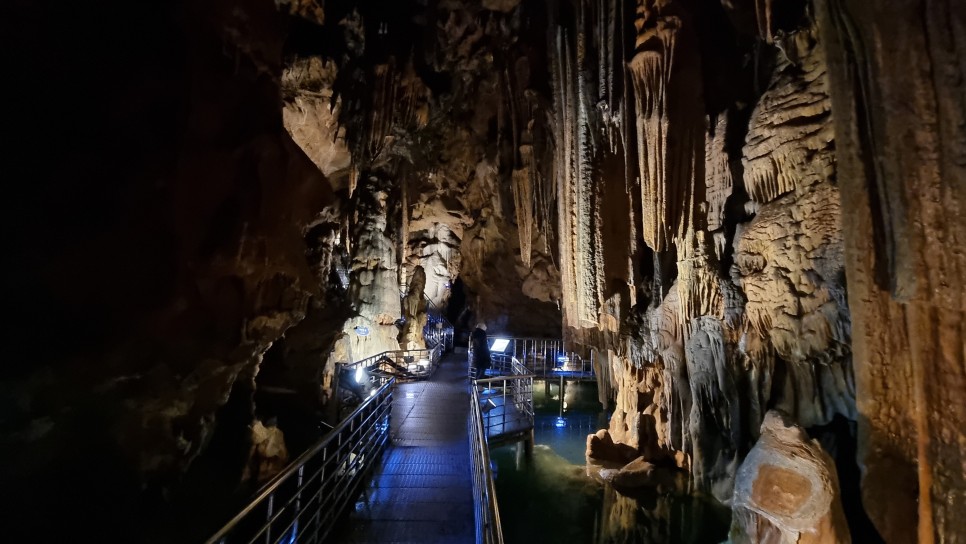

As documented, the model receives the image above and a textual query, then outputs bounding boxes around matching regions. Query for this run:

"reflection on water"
[491,379,731,543]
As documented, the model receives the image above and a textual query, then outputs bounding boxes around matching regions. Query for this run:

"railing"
[475,373,535,441]
[424,324,454,351]
[424,297,454,351]
[206,379,394,544]
[486,337,595,378]
[469,384,504,544]
[342,344,443,383]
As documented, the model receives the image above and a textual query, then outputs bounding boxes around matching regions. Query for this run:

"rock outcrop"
[730,410,851,544]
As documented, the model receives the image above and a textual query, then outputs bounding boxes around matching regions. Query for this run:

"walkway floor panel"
[339,354,474,544]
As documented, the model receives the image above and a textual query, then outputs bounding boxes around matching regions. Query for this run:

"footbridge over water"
[206,335,585,544]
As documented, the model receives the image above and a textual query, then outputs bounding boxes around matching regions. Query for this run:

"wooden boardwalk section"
[337,354,474,544]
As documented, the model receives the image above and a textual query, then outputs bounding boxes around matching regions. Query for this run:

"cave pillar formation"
[332,174,402,362]
[816,1,966,542]
[399,265,428,349]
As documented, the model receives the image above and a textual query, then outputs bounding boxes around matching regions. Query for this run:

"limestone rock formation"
[730,410,851,544]
[4,0,965,542]
[283,57,352,185]
[742,25,833,203]
[242,420,290,485]
[816,1,966,540]
[399,265,428,349]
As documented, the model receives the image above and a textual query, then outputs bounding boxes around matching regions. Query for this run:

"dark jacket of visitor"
[470,327,491,369]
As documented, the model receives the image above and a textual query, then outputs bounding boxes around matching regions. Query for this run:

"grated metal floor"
[337,353,475,544]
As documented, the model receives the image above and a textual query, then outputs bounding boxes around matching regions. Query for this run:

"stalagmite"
[731,411,851,544]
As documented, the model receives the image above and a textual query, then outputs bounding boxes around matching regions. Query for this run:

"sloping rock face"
[730,410,851,544]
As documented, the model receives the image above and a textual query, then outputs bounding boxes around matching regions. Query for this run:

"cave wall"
[543,0,964,541]
[542,0,853,512]
[315,1,564,337]
[816,1,966,541]
[2,0,963,542]
[1,0,342,539]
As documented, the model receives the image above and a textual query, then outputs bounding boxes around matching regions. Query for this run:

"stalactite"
[742,26,833,203]
[511,152,534,268]
[754,0,774,43]
[627,0,705,252]
[704,115,733,232]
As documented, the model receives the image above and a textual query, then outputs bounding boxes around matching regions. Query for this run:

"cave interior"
[2,0,964,542]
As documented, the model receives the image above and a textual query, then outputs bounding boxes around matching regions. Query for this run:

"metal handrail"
[485,336,595,378]
[341,344,443,381]
[475,374,535,440]
[469,385,504,544]
[206,379,395,544]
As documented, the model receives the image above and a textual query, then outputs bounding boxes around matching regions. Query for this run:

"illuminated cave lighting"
[489,338,510,352]
[554,416,567,428]
[354,366,365,384]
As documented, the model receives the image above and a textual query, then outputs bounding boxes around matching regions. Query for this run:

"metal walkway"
[337,353,474,544]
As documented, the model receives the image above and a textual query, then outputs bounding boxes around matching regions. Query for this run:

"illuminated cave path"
[339,353,475,543]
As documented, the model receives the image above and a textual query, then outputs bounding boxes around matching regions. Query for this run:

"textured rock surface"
[543,0,870,519]
[2,0,964,542]
[816,1,966,541]
[742,25,834,203]
[730,411,851,544]
[283,57,352,183]
[242,420,290,485]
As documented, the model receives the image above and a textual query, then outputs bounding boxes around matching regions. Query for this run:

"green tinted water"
[490,379,731,543]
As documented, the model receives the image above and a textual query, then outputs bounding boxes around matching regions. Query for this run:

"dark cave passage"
[1,0,964,543]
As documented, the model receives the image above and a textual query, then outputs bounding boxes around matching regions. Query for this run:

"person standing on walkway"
[470,323,491,380]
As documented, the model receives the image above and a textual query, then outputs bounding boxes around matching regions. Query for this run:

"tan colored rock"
[730,411,850,544]
[597,456,680,490]
[282,57,352,183]
[399,266,428,350]
[243,420,290,485]
[586,429,639,465]
[705,115,733,232]
[628,0,705,252]
[742,24,834,203]
[734,182,854,427]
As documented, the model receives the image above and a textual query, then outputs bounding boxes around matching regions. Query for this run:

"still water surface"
[490,379,731,543]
